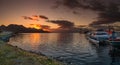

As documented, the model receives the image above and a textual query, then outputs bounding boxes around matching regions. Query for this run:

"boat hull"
[87,37,108,46]
[109,41,120,46]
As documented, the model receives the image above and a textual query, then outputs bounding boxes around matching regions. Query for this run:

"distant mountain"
[0,24,50,33]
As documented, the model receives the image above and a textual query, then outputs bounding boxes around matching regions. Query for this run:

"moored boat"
[108,31,120,48]
[86,30,109,45]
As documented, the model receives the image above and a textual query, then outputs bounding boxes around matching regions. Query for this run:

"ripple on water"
[8,33,120,65]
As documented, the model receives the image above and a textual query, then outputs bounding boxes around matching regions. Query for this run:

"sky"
[0,0,120,29]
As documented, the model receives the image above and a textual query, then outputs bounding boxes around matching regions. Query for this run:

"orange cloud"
[32,15,39,21]
[29,24,51,31]
[39,15,49,20]
[22,15,49,21]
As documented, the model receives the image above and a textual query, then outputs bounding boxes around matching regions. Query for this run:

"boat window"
[96,32,108,35]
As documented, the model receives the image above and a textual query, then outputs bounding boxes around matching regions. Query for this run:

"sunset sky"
[0,0,120,29]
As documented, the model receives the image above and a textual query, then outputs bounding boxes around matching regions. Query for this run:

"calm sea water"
[8,33,120,65]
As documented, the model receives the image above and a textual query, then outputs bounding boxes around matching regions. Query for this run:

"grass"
[0,41,65,65]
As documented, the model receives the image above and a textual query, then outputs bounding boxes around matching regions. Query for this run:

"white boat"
[87,31,109,45]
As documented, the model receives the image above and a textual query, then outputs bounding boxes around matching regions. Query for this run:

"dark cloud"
[54,0,106,11]
[90,3,120,25]
[22,16,33,20]
[63,0,80,9]
[28,15,74,29]
[22,15,39,21]
[22,15,48,21]
[48,20,74,29]
[39,15,49,20]
[89,20,111,26]
[54,0,120,25]
[87,0,106,11]
[27,17,33,20]
[38,15,74,29]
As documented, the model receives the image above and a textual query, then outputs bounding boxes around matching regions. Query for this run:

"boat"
[86,30,110,45]
[108,31,120,48]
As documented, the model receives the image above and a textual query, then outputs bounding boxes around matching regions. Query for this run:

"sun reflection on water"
[29,33,41,49]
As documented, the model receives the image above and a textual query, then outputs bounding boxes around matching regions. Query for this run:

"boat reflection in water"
[8,33,120,65]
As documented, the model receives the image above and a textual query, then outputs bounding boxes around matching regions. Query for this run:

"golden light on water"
[29,34,41,50]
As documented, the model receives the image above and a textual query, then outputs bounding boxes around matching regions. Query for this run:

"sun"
[34,26,40,29]
[34,25,41,29]
[30,24,41,29]
[29,24,51,32]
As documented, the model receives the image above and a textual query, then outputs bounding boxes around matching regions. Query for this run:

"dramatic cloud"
[39,15,49,20]
[47,20,74,29]
[90,3,120,25]
[22,15,49,21]
[54,0,106,11]
[62,0,80,9]
[54,0,120,25]
[26,15,74,29]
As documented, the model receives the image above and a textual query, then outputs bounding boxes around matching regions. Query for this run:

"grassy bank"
[0,41,65,65]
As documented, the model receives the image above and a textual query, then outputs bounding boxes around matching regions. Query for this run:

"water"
[8,33,120,65]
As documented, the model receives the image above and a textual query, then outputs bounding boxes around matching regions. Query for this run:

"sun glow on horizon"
[29,24,52,32]
[30,24,41,29]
